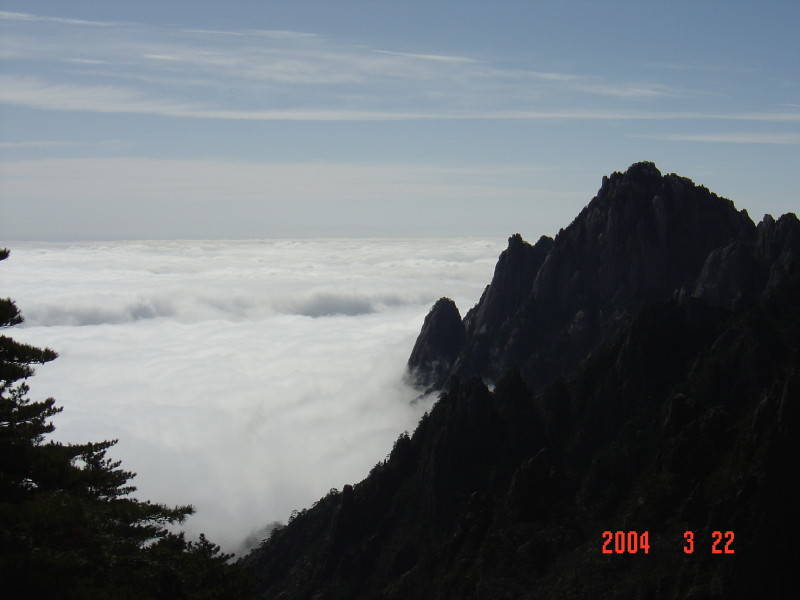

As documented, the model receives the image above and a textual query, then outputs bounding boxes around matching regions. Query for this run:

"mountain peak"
[407,297,465,389]
[622,160,662,184]
[507,232,525,248]
[598,161,662,197]
[408,163,785,390]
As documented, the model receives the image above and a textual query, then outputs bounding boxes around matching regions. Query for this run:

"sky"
[0,0,798,238]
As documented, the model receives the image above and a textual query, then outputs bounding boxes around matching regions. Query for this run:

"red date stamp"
[601,530,735,555]
[601,530,651,554]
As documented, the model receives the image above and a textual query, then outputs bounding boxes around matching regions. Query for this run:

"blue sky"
[1,0,798,239]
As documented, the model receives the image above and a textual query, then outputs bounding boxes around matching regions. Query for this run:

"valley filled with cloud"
[3,237,504,552]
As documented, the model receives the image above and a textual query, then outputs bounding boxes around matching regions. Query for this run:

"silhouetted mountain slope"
[243,163,799,599]
[409,162,795,393]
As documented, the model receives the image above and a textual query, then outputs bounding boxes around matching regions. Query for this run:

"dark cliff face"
[407,298,465,389]
[456,234,554,382]
[692,212,800,308]
[410,162,789,392]
[243,163,800,599]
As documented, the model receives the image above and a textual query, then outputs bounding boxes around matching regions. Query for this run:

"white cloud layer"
[3,239,505,553]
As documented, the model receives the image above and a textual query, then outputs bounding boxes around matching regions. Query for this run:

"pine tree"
[0,248,250,598]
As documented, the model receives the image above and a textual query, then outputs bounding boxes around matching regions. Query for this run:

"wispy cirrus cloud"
[0,140,83,149]
[0,76,196,117]
[0,9,681,119]
[3,8,796,144]
[0,139,121,150]
[2,75,800,122]
[180,28,319,39]
[632,132,800,144]
[648,61,759,74]
[0,10,121,27]
[373,49,479,64]
[572,82,675,98]
[63,57,110,65]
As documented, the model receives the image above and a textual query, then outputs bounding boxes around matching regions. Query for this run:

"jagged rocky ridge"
[409,162,798,391]
[243,163,799,599]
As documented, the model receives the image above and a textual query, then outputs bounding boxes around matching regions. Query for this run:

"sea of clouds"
[2,238,505,553]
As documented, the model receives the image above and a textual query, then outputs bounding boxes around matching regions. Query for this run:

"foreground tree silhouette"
[0,248,250,598]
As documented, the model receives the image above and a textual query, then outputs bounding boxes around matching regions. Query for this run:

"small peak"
[431,297,459,314]
[596,162,661,198]
[533,235,554,250]
[769,213,800,242]
[407,297,465,389]
[758,213,799,240]
[623,161,662,183]
[777,212,800,227]
[508,233,525,248]
[504,233,532,255]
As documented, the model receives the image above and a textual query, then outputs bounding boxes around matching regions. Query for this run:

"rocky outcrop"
[407,298,465,389]
[408,162,797,392]
[455,233,553,379]
[463,234,554,337]
[692,212,800,308]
